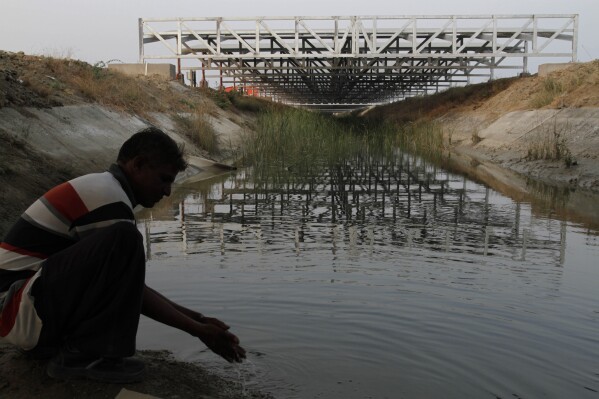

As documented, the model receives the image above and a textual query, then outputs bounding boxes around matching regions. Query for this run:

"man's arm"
[141,285,245,362]
[144,286,230,330]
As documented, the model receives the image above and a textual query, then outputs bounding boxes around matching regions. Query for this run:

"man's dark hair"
[117,127,187,171]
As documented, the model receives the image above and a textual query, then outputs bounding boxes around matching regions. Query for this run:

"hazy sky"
[1,0,597,72]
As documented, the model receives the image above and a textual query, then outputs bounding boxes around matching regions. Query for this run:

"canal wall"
[0,102,248,237]
[439,107,599,192]
[364,60,599,195]
[0,104,245,175]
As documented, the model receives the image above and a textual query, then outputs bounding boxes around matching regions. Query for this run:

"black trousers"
[31,222,145,358]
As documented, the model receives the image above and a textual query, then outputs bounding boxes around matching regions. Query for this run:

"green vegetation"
[394,120,446,161]
[201,87,274,114]
[239,107,446,184]
[227,91,273,113]
[241,108,357,171]
[202,88,232,109]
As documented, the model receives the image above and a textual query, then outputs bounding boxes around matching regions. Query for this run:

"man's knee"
[66,222,145,274]
[103,222,145,267]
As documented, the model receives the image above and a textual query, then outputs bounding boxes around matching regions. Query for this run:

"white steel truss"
[139,15,578,111]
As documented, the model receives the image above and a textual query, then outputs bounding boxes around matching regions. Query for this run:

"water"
[136,152,599,398]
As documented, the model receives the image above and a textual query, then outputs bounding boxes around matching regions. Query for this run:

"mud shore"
[0,346,271,399]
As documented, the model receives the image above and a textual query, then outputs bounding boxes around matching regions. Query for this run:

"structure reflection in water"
[140,150,570,268]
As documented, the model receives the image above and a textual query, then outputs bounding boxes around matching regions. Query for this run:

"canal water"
[136,151,599,399]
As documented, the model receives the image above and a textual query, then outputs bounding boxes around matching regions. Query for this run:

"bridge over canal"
[139,15,578,112]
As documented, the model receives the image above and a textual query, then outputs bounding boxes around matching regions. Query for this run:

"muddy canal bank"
[439,107,599,229]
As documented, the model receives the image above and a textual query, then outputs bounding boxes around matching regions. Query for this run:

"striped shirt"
[0,164,137,349]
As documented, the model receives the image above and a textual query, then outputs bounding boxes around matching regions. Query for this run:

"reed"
[238,106,447,187]
[393,120,446,161]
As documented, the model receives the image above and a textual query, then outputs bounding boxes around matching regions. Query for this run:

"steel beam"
[140,15,578,111]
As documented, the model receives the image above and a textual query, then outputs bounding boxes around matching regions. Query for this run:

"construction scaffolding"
[139,15,578,111]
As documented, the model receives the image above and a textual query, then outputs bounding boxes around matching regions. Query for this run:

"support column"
[201,61,207,87]
[219,65,224,90]
[138,18,144,64]
[572,14,579,62]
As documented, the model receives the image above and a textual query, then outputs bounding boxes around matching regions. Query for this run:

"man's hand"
[197,324,246,363]
[142,286,244,362]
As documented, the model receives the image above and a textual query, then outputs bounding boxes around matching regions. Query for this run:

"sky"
[1,0,597,74]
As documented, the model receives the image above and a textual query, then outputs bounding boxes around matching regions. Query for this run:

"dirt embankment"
[365,60,599,195]
[0,50,257,238]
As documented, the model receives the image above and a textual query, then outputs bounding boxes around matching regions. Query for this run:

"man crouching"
[0,127,245,383]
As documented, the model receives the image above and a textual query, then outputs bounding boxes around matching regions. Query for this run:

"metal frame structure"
[139,15,578,111]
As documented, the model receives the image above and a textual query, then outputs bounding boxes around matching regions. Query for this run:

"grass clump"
[201,88,273,113]
[530,77,564,108]
[240,107,395,184]
[526,120,575,167]
[202,89,231,109]
[28,56,164,115]
[173,109,220,154]
[227,91,272,113]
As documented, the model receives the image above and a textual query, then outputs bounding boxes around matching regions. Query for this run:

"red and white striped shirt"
[0,165,136,349]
